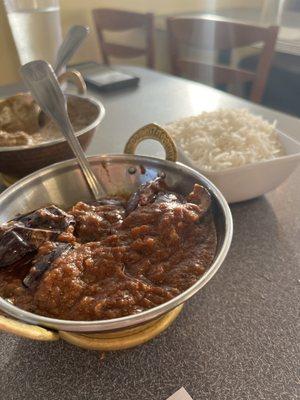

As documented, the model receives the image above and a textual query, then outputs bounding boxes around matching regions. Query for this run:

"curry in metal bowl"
[0,177,217,321]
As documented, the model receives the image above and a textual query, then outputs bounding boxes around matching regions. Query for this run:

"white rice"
[165,109,285,171]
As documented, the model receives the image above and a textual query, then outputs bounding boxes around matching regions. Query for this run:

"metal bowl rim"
[0,94,105,152]
[0,154,233,331]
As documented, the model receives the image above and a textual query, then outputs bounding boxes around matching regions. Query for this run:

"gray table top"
[0,66,299,400]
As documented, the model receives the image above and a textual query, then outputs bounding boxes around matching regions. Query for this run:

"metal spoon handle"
[54,25,89,76]
[20,60,104,200]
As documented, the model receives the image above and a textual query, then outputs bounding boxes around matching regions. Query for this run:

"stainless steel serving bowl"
[0,148,232,335]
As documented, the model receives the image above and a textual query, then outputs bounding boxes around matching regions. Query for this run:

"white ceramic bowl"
[177,130,300,203]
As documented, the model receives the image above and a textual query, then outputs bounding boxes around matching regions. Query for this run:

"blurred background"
[1,0,299,116]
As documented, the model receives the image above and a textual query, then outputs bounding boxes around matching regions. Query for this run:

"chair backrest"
[167,16,279,103]
[92,8,155,68]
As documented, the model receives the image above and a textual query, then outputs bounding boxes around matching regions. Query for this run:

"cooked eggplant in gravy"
[0,178,217,321]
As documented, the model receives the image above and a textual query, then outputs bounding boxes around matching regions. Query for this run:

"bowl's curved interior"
[0,93,105,152]
[0,155,232,332]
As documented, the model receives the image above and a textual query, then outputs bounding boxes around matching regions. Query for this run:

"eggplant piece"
[126,177,167,215]
[0,205,74,268]
[14,205,75,231]
[0,226,60,268]
[0,230,35,268]
[13,226,61,247]
[23,243,72,288]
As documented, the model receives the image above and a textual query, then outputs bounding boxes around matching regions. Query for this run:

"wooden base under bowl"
[0,305,183,351]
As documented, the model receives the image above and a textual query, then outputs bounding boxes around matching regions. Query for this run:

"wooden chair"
[167,17,279,103]
[92,8,155,68]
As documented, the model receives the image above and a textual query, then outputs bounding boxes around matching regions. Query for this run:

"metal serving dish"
[0,125,232,349]
[0,92,105,181]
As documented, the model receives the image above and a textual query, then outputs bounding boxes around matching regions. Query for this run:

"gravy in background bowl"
[0,94,98,147]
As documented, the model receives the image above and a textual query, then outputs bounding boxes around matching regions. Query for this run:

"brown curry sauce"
[0,178,217,321]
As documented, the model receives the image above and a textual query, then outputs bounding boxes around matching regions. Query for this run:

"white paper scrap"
[166,387,193,400]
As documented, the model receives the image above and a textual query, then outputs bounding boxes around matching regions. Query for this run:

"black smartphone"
[73,62,140,92]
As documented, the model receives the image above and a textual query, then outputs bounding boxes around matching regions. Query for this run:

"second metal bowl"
[0,93,105,180]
